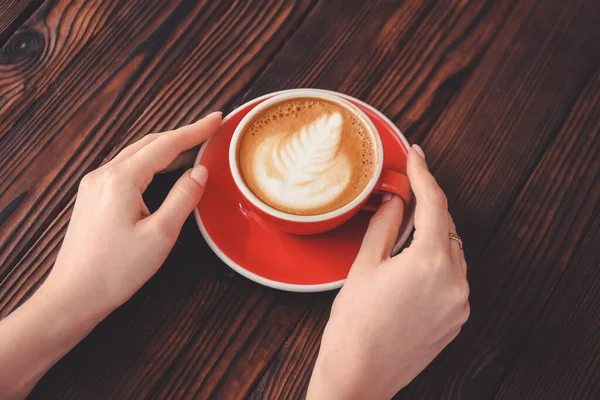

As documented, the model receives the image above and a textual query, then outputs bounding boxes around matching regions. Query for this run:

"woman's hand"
[0,113,221,399]
[46,112,222,321]
[307,145,470,400]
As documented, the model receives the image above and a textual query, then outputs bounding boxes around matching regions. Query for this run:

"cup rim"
[228,89,384,223]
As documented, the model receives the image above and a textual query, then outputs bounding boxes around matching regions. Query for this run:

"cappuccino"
[237,98,378,215]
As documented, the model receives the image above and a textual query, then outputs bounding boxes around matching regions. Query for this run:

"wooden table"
[1,0,599,398]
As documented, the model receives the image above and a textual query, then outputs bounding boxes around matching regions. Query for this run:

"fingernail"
[190,164,208,186]
[412,144,426,160]
[382,193,394,203]
[207,111,222,119]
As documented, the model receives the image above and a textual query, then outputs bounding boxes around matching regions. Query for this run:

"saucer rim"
[193,89,415,292]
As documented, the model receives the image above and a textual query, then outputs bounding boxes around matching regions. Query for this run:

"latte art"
[254,112,351,212]
[238,98,378,215]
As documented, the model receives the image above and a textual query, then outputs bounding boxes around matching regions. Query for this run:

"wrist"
[33,277,105,344]
[42,255,121,327]
[308,346,373,399]
[0,279,104,397]
[308,324,401,400]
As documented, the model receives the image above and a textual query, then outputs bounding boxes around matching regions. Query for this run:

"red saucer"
[193,89,414,292]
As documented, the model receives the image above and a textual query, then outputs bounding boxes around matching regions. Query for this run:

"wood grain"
[0,0,314,283]
[0,0,187,276]
[495,213,600,400]
[243,0,519,141]
[493,68,600,399]
[145,0,538,398]
[0,0,598,398]
[0,0,127,135]
[0,0,44,44]
[0,0,317,398]
[248,295,333,400]
[28,193,232,399]
[250,0,600,398]
[147,286,309,399]
[10,0,522,397]
[421,0,600,257]
[398,67,600,399]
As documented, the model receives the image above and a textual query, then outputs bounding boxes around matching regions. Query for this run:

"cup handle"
[362,169,412,212]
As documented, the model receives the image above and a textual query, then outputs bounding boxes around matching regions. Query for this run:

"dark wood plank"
[6,0,599,399]
[15,0,521,397]
[422,0,600,256]
[0,0,314,282]
[0,0,192,276]
[251,0,600,398]
[495,213,600,400]
[26,189,232,399]
[0,0,136,134]
[147,285,309,399]
[0,0,44,45]
[493,70,600,400]
[240,0,518,141]
[131,0,600,397]
[397,69,600,398]
[0,0,317,398]
[248,295,332,400]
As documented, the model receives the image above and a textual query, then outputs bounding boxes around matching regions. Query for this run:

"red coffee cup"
[229,90,411,235]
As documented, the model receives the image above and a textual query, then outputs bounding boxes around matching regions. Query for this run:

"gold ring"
[449,233,463,250]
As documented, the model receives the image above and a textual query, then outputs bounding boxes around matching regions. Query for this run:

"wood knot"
[2,30,45,64]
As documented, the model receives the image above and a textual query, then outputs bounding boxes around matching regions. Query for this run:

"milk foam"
[252,112,351,212]
[238,98,378,215]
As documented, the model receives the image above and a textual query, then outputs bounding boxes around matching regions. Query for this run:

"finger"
[108,133,160,165]
[141,164,208,240]
[125,112,221,188]
[407,145,449,251]
[354,195,405,267]
[448,214,465,276]
[158,145,201,174]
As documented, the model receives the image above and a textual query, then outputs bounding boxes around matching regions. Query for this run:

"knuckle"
[428,185,448,208]
[174,185,196,204]
[175,180,200,203]
[162,136,181,153]
[79,168,111,190]
[453,279,470,303]
[139,133,160,147]
[330,288,352,318]
[330,296,342,316]
[79,173,95,190]
[461,301,471,324]
[146,133,160,141]
[103,168,125,189]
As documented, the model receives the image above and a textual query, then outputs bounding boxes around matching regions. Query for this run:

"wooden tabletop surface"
[1,0,599,398]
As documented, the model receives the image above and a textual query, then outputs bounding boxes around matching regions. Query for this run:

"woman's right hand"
[307,145,470,400]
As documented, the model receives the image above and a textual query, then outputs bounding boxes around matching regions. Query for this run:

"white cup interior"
[229,89,384,223]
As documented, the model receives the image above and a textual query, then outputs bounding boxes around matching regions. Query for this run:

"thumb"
[144,164,208,239]
[354,195,405,268]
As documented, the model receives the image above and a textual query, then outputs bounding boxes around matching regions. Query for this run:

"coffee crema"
[237,98,378,216]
